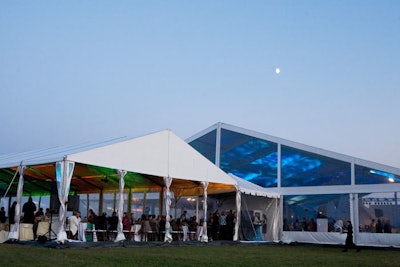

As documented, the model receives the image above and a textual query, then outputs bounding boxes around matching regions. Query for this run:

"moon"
[275,67,281,74]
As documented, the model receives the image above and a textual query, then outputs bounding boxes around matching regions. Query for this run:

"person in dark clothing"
[0,207,6,223]
[342,220,360,252]
[376,219,383,233]
[9,201,17,225]
[226,210,235,240]
[107,211,118,231]
[22,197,37,224]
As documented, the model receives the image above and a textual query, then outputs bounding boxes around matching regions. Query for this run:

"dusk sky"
[1,1,399,168]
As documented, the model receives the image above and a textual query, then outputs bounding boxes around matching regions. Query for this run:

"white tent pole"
[233,188,241,241]
[115,169,127,242]
[164,176,173,243]
[201,181,208,242]
[56,160,75,244]
[8,165,25,241]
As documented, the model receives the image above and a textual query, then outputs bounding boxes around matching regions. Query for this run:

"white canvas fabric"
[164,176,173,243]
[56,161,75,244]
[8,166,25,240]
[115,170,127,243]
[201,182,209,242]
[67,130,236,185]
[233,189,241,241]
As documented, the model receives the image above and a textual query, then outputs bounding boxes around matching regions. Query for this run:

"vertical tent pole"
[233,187,241,241]
[159,189,164,216]
[201,181,208,242]
[115,169,127,242]
[143,190,147,216]
[98,189,104,216]
[127,187,132,218]
[113,191,117,212]
[8,165,25,241]
[196,196,199,224]
[163,176,173,242]
[55,160,75,244]
[86,194,89,216]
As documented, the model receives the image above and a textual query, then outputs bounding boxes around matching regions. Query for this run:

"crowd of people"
[283,215,395,234]
[207,209,236,241]
[283,217,317,232]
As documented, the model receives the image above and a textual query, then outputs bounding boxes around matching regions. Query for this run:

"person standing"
[0,207,6,223]
[22,197,37,224]
[9,201,17,226]
[68,210,81,240]
[342,220,360,252]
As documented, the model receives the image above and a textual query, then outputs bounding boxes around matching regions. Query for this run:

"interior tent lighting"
[369,169,396,182]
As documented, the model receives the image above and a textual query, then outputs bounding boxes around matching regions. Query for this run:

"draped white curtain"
[115,169,127,242]
[56,160,75,243]
[164,176,173,243]
[233,188,241,241]
[8,166,25,240]
[201,181,208,242]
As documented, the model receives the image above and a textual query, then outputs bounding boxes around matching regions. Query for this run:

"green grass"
[0,243,398,267]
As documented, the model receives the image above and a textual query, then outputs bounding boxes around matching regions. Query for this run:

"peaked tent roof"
[67,130,235,185]
[0,130,237,197]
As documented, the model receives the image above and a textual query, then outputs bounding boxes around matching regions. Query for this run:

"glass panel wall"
[219,129,278,187]
[355,165,400,185]
[281,146,351,187]
[358,192,400,233]
[283,194,350,232]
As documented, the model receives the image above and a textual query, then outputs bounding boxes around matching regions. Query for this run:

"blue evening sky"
[1,1,399,167]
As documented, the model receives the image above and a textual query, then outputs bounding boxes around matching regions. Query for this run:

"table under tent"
[0,129,280,244]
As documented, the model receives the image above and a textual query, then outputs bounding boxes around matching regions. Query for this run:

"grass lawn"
[0,243,398,267]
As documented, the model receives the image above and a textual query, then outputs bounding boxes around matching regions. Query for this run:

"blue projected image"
[356,165,400,184]
[281,154,322,178]
[219,130,278,188]
[251,152,278,169]
[281,145,351,187]
[369,170,396,182]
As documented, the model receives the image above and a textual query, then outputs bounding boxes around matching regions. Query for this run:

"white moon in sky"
[275,67,281,74]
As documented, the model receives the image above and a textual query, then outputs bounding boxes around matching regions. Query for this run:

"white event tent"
[0,130,280,244]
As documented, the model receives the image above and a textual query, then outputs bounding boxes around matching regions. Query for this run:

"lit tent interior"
[0,129,279,243]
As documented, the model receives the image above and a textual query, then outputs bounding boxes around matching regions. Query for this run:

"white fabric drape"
[164,176,173,243]
[8,166,25,240]
[115,169,127,242]
[233,188,241,241]
[56,160,75,243]
[201,181,208,242]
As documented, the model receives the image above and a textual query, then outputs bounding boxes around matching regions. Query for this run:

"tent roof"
[0,130,237,196]
[229,174,280,198]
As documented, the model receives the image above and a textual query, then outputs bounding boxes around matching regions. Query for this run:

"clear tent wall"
[187,122,400,247]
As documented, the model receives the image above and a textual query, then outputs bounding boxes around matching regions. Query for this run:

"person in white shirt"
[68,211,81,240]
